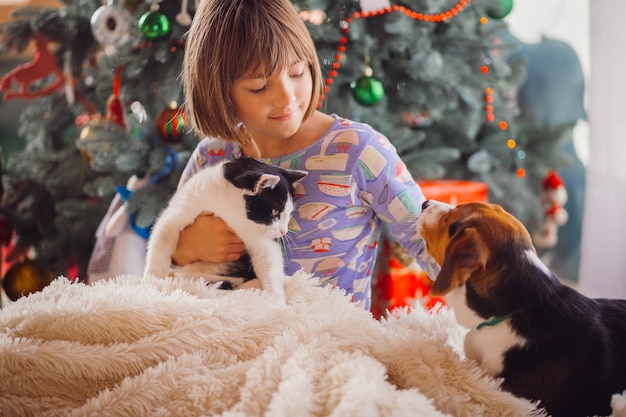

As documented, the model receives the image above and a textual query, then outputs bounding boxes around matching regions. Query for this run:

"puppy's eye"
[448,220,461,237]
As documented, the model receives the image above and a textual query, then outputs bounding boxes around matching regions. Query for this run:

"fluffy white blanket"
[0,271,548,417]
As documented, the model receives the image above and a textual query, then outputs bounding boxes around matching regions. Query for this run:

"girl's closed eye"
[249,85,267,94]
[244,73,268,94]
[289,61,306,78]
[243,60,307,93]
[248,68,305,93]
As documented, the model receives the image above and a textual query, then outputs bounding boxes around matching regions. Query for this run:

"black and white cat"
[144,157,307,301]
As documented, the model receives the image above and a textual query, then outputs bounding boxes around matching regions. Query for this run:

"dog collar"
[476,311,518,330]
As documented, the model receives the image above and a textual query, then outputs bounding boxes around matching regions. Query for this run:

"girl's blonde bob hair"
[182,0,322,145]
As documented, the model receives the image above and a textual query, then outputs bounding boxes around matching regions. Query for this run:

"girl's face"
[230,60,313,148]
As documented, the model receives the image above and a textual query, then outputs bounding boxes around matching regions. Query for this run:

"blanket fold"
[0,272,545,417]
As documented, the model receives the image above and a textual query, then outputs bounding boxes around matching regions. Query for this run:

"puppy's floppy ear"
[429,227,488,296]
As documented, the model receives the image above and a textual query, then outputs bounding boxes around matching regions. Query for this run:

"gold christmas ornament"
[2,259,53,301]
[77,119,121,161]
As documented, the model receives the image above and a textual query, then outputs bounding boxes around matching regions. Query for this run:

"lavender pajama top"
[179,115,438,310]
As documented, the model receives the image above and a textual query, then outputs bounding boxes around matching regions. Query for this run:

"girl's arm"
[354,128,439,278]
[171,138,245,266]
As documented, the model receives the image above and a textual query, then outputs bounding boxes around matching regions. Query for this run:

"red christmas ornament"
[106,66,126,128]
[542,169,565,191]
[155,103,188,143]
[533,170,568,248]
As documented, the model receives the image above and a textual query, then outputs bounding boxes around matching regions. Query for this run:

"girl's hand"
[171,212,246,266]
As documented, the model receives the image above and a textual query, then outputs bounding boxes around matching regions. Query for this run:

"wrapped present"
[372,180,488,319]
[418,180,489,205]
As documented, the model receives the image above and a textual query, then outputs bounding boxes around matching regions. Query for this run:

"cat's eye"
[271,209,280,217]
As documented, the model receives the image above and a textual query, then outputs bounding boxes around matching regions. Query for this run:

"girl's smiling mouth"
[270,110,296,121]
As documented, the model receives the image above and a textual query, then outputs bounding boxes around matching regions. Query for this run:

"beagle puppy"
[417,200,626,417]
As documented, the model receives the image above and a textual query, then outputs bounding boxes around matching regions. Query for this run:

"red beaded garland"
[484,87,495,122]
[476,12,520,174]
[319,0,471,107]
[317,2,524,175]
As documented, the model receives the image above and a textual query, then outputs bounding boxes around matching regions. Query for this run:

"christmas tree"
[0,0,575,299]
[298,0,573,232]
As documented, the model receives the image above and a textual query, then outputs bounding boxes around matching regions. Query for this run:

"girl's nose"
[272,76,296,107]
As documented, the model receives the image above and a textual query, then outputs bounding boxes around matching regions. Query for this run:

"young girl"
[175,0,438,310]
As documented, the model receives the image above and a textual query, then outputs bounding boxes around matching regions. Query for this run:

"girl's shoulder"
[194,137,242,162]
[327,114,378,135]
[179,138,241,186]
[322,115,394,152]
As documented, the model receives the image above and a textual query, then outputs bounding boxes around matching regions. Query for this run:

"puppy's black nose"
[422,200,430,210]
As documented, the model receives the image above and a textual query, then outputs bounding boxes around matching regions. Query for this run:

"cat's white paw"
[269,285,287,305]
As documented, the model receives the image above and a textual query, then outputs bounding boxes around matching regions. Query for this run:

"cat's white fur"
[144,160,297,302]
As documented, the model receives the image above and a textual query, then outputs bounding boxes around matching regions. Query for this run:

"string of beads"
[319,0,471,104]
[319,0,526,177]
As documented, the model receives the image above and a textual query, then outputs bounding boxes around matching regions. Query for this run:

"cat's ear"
[233,172,279,194]
[252,174,281,194]
[286,169,308,185]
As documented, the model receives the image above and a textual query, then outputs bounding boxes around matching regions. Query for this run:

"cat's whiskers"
[288,194,315,220]
[279,233,293,250]
[292,193,314,207]
[279,232,297,258]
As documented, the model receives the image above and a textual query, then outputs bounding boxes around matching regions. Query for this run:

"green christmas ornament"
[350,66,385,106]
[485,0,514,19]
[138,4,171,40]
